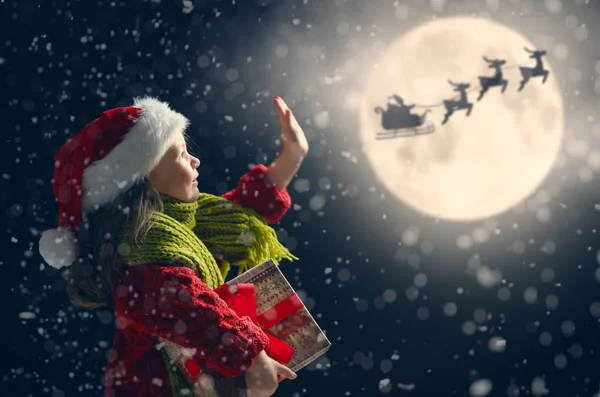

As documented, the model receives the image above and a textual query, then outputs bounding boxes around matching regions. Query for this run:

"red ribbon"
[213,283,301,365]
[181,283,302,385]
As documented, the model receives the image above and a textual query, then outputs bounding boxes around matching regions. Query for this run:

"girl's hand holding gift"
[245,350,297,397]
[266,96,309,191]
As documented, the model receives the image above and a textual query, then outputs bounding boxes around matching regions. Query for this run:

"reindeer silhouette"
[442,80,473,125]
[477,56,508,101]
[518,47,549,91]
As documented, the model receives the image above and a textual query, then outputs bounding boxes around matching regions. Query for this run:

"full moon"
[360,17,564,221]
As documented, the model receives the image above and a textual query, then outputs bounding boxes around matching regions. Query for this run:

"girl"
[38,96,309,397]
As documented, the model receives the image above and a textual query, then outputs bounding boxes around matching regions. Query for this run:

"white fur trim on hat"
[82,97,189,213]
[39,227,78,269]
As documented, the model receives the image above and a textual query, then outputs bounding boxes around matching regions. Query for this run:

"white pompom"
[39,227,78,269]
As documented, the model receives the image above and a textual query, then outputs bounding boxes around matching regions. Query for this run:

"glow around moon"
[360,17,564,222]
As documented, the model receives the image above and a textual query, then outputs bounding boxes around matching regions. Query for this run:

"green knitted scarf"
[117,192,298,396]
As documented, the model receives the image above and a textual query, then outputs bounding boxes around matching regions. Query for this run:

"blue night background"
[1,0,599,396]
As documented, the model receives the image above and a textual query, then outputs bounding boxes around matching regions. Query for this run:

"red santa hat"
[39,97,189,269]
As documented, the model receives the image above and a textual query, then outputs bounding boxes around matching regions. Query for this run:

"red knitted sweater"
[104,164,292,396]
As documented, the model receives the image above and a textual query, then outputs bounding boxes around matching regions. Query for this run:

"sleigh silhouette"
[374,99,434,139]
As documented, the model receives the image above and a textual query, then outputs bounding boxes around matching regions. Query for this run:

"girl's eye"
[181,151,186,157]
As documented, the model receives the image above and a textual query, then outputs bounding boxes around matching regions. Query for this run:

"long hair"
[67,179,164,309]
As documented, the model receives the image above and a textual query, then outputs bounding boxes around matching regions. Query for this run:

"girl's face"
[147,131,201,202]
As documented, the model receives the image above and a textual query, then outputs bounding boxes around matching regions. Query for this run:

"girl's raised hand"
[273,96,309,158]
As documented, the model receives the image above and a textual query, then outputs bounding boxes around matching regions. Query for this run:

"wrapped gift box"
[224,258,332,373]
[163,259,331,396]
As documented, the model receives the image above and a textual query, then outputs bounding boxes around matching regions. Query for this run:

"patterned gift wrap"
[225,259,331,373]
[163,259,332,396]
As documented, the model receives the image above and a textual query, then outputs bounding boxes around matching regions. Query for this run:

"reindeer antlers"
[524,47,535,53]
[483,56,492,62]
[448,79,458,86]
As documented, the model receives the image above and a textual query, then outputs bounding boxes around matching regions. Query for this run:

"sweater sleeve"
[113,264,270,378]
[222,164,292,224]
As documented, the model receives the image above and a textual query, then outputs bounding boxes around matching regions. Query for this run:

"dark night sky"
[1,0,599,396]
